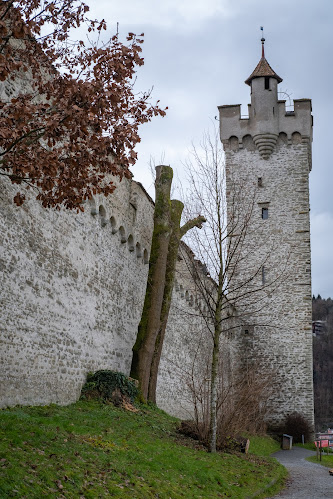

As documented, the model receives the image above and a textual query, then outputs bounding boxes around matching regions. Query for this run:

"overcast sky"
[87,0,332,298]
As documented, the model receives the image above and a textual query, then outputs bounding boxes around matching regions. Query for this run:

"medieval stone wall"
[0,174,209,417]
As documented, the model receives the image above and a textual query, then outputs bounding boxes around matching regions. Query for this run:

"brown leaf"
[55,480,63,490]
[13,193,25,207]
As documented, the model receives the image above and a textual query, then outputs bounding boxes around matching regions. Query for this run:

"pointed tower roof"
[245,36,282,86]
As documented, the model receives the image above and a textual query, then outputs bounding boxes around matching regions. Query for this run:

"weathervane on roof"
[260,26,265,58]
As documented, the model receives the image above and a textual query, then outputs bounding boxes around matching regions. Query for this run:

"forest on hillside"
[312,295,333,430]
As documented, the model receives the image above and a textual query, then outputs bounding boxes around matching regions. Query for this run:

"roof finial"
[260,26,265,58]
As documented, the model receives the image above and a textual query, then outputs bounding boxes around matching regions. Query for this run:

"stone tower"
[218,38,314,431]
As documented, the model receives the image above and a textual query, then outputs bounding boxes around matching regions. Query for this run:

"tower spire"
[260,26,265,58]
[244,28,282,86]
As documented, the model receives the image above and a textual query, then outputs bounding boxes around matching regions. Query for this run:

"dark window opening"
[273,106,275,115]
[262,207,268,219]
[262,266,266,285]
[243,325,254,335]
[265,77,270,90]
[258,177,263,187]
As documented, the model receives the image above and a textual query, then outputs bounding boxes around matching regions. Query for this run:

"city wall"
[0,174,211,418]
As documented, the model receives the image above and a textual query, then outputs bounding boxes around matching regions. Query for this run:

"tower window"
[258,177,263,187]
[265,77,270,90]
[242,325,254,335]
[262,207,268,219]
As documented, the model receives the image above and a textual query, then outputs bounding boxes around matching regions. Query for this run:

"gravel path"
[269,447,333,498]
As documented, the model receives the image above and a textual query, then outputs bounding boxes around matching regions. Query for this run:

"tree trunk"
[130,165,173,400]
[131,164,206,402]
[148,200,183,402]
[209,327,220,452]
[209,271,223,453]
[148,203,206,402]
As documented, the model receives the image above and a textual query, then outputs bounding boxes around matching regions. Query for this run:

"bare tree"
[181,351,274,449]
[183,130,286,452]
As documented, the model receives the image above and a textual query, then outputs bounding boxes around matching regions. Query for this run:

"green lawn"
[307,454,333,468]
[0,401,286,498]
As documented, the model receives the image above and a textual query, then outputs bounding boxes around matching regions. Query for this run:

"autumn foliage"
[0,0,166,209]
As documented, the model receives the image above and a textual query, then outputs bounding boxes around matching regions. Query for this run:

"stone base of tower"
[228,319,315,436]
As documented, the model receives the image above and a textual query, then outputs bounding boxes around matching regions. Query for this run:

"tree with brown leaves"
[0,0,166,209]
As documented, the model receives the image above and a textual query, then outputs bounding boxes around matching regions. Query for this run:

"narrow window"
[262,266,266,285]
[258,177,263,187]
[262,207,268,219]
[243,325,253,335]
[265,77,270,90]
[273,106,275,115]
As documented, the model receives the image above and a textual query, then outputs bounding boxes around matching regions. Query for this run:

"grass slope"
[0,401,286,498]
[307,454,333,468]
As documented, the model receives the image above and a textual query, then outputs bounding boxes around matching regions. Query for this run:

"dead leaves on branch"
[0,1,166,209]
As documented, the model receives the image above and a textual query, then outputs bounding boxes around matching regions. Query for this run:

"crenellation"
[220,68,312,161]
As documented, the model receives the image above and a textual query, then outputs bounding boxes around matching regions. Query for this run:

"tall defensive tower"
[218,37,314,431]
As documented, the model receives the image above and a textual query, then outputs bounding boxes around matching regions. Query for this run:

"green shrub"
[281,412,311,443]
[80,370,138,402]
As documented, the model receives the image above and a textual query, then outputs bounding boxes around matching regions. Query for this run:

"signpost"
[315,430,333,461]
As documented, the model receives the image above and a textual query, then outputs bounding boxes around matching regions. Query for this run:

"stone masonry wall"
[0,174,209,418]
[156,246,212,418]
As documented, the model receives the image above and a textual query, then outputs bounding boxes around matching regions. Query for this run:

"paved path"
[269,447,333,498]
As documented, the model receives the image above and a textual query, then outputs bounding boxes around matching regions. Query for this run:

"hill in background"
[312,295,333,430]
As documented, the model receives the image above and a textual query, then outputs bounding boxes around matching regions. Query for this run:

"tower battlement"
[219,97,313,168]
[219,43,313,164]
[219,98,312,140]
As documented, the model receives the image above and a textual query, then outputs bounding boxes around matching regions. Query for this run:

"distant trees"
[0,1,166,209]
[312,295,333,428]
[312,295,333,322]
